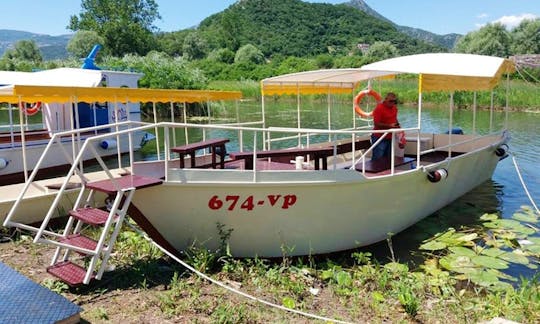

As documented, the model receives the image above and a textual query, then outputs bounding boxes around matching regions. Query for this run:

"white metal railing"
[4,120,507,230]
[2,120,147,228]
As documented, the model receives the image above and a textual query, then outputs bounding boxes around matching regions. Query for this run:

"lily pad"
[419,240,447,251]
[484,219,536,235]
[440,254,477,274]
[471,255,509,270]
[480,248,506,258]
[456,233,478,242]
[512,212,539,224]
[467,269,500,287]
[384,262,409,274]
[499,252,529,265]
[448,246,477,257]
[480,213,499,221]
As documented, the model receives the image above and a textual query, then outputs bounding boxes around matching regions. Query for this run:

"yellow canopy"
[261,69,392,96]
[261,54,515,96]
[360,53,515,92]
[0,85,242,104]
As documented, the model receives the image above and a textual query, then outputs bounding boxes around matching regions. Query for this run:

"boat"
[2,53,516,284]
[0,49,145,185]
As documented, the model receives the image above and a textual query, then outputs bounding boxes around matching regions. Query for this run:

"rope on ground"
[124,222,355,324]
[511,155,540,213]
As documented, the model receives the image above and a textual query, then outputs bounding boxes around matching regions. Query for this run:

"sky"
[1,0,539,36]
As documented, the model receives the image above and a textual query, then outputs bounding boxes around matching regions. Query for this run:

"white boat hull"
[132,146,502,257]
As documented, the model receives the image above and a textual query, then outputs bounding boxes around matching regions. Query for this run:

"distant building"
[357,43,370,54]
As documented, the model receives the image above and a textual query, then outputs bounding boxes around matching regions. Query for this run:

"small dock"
[0,261,81,323]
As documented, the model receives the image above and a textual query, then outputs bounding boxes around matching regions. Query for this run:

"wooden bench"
[229,147,335,170]
[171,138,229,169]
[355,156,415,173]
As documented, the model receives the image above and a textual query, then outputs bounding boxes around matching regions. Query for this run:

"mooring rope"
[125,222,355,324]
[511,155,540,213]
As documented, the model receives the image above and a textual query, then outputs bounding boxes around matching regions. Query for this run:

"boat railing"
[3,120,155,233]
[3,120,148,226]
[4,121,507,232]
[265,125,372,150]
[420,130,505,157]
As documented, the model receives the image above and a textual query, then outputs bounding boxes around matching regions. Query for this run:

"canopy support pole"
[472,92,477,135]
[152,102,160,161]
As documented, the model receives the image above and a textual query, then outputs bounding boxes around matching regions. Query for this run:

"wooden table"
[229,147,335,170]
[171,138,230,169]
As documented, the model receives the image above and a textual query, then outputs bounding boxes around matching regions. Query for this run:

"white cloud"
[477,13,489,19]
[493,13,538,29]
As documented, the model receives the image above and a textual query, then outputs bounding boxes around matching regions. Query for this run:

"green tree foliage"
[102,51,206,90]
[207,48,235,64]
[3,40,43,62]
[182,32,208,60]
[0,40,42,71]
[365,41,399,60]
[197,0,442,58]
[315,54,334,69]
[68,0,160,56]
[511,18,540,54]
[156,30,190,57]
[234,44,264,64]
[67,30,106,59]
[454,23,511,57]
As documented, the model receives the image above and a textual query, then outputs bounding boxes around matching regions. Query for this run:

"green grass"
[7,207,536,322]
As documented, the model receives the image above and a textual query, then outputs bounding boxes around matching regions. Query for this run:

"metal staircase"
[5,174,162,286]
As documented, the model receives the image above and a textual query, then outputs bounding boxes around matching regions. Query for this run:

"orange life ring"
[353,89,382,118]
[19,101,42,116]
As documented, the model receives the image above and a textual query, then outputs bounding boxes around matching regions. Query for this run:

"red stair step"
[86,174,163,195]
[69,207,110,226]
[47,261,94,286]
[59,234,98,255]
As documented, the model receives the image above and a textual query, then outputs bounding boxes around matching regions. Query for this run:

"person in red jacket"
[371,92,400,160]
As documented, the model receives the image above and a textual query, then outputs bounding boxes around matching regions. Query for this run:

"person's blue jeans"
[371,135,391,160]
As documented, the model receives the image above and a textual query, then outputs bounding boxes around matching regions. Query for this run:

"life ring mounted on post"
[354,88,382,118]
[19,101,42,116]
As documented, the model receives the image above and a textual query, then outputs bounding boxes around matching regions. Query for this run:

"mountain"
[197,0,444,57]
[345,0,461,49]
[0,30,72,60]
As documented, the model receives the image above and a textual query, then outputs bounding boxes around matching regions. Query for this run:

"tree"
[511,18,540,54]
[156,30,190,57]
[207,48,235,64]
[234,44,264,64]
[68,0,160,56]
[182,32,208,60]
[365,41,398,60]
[0,40,43,71]
[67,30,106,59]
[3,40,43,62]
[454,23,511,57]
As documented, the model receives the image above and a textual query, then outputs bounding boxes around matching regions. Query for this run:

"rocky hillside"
[345,0,461,49]
[0,29,71,60]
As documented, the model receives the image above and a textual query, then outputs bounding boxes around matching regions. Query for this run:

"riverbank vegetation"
[1,206,538,323]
